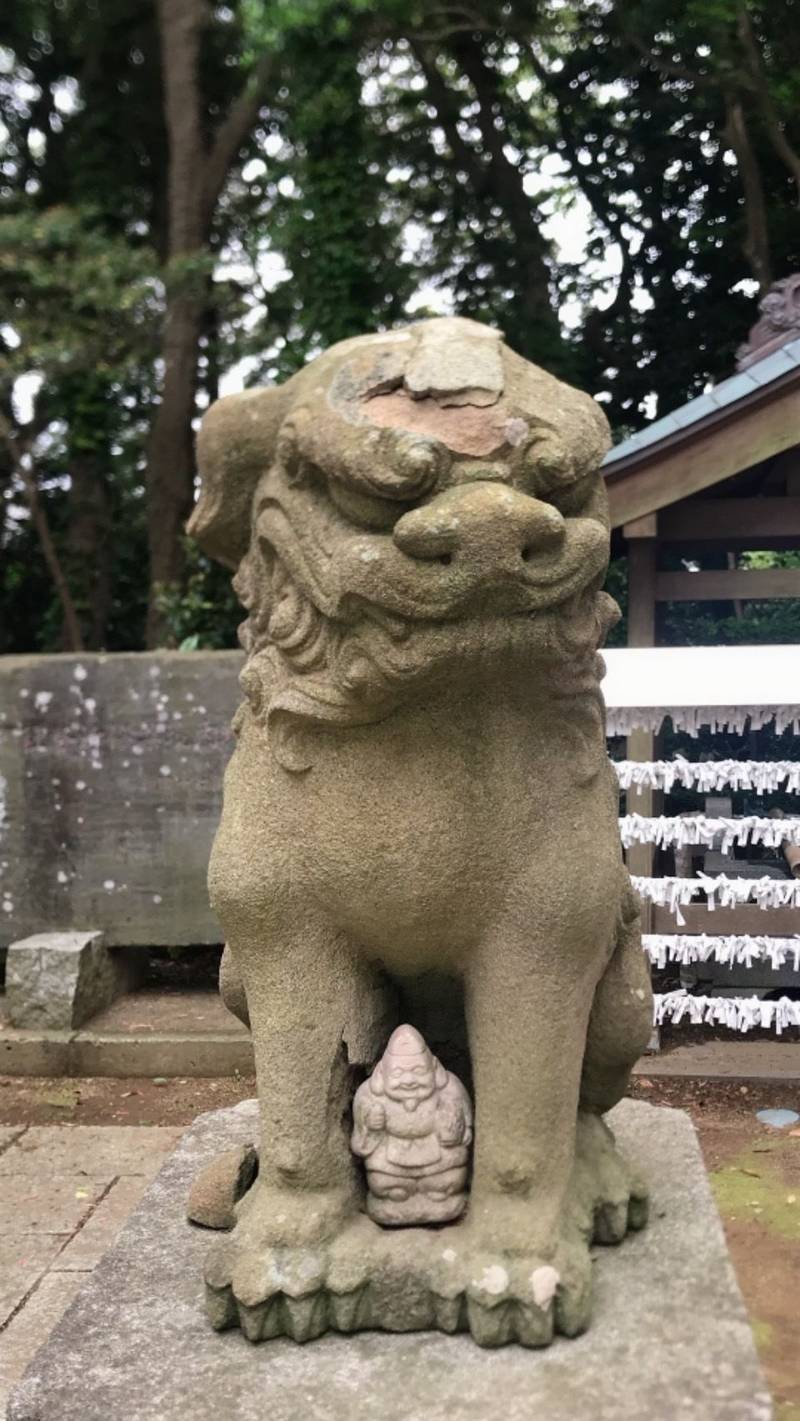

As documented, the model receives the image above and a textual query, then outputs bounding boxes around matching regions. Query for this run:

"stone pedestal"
[6,1099,772,1421]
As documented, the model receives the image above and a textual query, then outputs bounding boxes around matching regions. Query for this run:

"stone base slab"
[7,1099,772,1421]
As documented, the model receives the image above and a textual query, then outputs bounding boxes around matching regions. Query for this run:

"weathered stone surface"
[188,317,653,1346]
[0,651,241,949]
[0,1126,183,1182]
[0,1178,105,1236]
[6,1101,772,1421]
[187,1145,258,1230]
[55,1177,151,1271]
[0,1121,182,1413]
[1,1273,86,1417]
[0,1236,68,1328]
[5,932,142,1030]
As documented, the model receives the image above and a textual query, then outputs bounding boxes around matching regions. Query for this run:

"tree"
[145,0,276,645]
[3,0,800,654]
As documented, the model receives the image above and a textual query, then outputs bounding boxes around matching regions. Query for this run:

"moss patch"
[749,1318,774,1356]
[711,1146,800,1241]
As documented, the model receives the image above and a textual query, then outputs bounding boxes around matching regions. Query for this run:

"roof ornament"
[736,274,800,370]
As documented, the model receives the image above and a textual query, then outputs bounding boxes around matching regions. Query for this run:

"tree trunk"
[66,451,113,649]
[146,1,275,646]
[145,291,206,645]
[0,412,85,652]
[146,0,208,647]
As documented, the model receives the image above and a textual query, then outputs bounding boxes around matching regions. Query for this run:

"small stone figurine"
[351,1025,473,1225]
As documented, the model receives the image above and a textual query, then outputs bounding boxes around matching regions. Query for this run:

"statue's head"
[189,317,616,762]
[369,1025,446,1105]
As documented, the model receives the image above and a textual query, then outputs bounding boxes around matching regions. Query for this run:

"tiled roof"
[602,336,800,467]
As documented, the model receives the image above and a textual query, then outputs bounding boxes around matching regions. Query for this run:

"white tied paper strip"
[632,873,800,925]
[606,705,800,737]
[653,990,800,1035]
[643,933,800,971]
[615,757,800,795]
[620,814,800,852]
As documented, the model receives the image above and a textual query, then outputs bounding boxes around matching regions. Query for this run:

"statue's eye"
[327,478,410,530]
[544,472,596,517]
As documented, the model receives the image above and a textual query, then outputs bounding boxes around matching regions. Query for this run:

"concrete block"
[0,1028,74,1077]
[5,932,142,1030]
[69,1029,254,1079]
[0,651,241,949]
[6,1100,773,1421]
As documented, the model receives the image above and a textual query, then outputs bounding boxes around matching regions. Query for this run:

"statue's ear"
[434,1060,448,1089]
[371,1064,385,1096]
[187,385,290,569]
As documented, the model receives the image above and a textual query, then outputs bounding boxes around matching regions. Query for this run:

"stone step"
[2,985,799,1082]
[0,987,253,1078]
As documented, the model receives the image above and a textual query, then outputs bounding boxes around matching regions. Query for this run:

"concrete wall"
[0,653,243,948]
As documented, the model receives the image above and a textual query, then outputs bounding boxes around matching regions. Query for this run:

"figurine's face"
[385,1059,436,1103]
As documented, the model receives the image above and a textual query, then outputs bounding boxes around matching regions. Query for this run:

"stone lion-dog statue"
[188,316,653,1348]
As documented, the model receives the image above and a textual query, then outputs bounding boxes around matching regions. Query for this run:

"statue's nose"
[392,481,565,568]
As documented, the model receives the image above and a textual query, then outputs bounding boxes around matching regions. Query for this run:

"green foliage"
[0,206,159,382]
[3,0,800,652]
[154,541,241,651]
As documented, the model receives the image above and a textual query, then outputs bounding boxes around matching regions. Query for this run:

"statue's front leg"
[203,911,380,1341]
[457,936,596,1345]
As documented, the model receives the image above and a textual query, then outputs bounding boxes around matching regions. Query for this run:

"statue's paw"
[200,1205,375,1347]
[434,1228,593,1348]
[573,1110,648,1244]
[205,1237,332,1341]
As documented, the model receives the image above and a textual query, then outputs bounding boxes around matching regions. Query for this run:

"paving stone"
[0,1126,183,1181]
[0,1178,105,1236]
[6,1100,773,1421]
[0,1273,86,1417]
[0,1130,25,1157]
[55,1177,150,1272]
[0,1237,68,1328]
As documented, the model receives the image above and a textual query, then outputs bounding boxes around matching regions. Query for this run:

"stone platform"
[6,1099,772,1421]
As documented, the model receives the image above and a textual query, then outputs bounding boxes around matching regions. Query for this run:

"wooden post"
[623,517,660,929]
